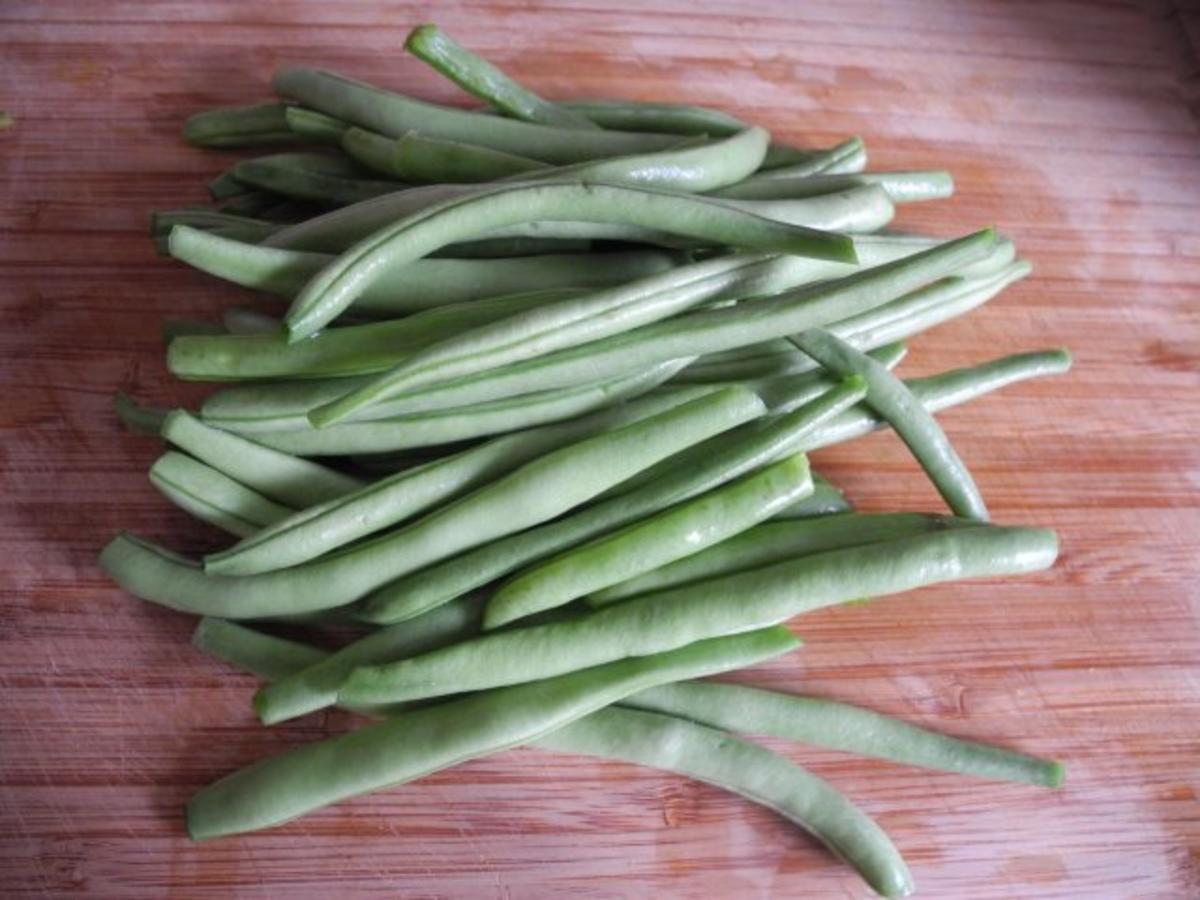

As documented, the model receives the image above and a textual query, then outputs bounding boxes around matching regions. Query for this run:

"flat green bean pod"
[274,67,683,163]
[342,126,550,182]
[536,706,914,899]
[206,388,721,576]
[592,512,980,604]
[793,328,989,520]
[713,171,954,203]
[626,682,1064,788]
[160,411,363,507]
[186,626,799,839]
[149,451,294,538]
[485,454,813,629]
[358,380,865,624]
[283,180,859,339]
[340,525,1057,707]
[184,103,294,147]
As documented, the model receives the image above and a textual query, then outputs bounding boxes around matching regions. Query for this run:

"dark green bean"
[284,106,349,144]
[192,617,329,680]
[184,103,294,148]
[113,392,169,436]
[232,152,402,206]
[149,451,294,538]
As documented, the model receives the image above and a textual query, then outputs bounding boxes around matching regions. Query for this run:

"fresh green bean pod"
[406,25,599,129]
[283,230,993,415]
[340,525,1057,706]
[759,137,867,177]
[284,106,349,144]
[675,335,906,385]
[152,210,282,244]
[160,411,363,507]
[149,451,294,538]
[593,512,979,604]
[168,288,581,382]
[232,152,401,206]
[358,380,865,624]
[208,168,249,200]
[713,170,954,203]
[205,387,722,577]
[284,181,858,340]
[309,252,839,426]
[773,473,854,518]
[626,681,1064,789]
[245,359,693,455]
[486,454,813,629]
[794,328,989,520]
[343,126,551,182]
[558,99,748,136]
[184,103,294,148]
[192,617,330,680]
[114,392,170,436]
[169,225,676,313]
[274,67,684,162]
[217,190,282,218]
[535,706,914,899]
[186,626,799,839]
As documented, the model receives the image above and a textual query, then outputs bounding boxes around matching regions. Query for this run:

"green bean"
[183,103,294,148]
[284,230,993,415]
[628,681,1063,789]
[360,380,866,624]
[192,617,329,680]
[342,525,1055,706]
[274,67,684,163]
[160,411,363,507]
[558,99,748,136]
[593,513,977,604]
[254,595,486,724]
[169,225,675,314]
[206,387,721,577]
[675,335,906,385]
[342,126,550,183]
[217,190,281,218]
[244,359,693,456]
[208,168,249,200]
[221,307,280,336]
[713,171,954,203]
[187,625,798,839]
[151,210,282,244]
[309,252,837,426]
[794,328,989,520]
[162,319,224,342]
[774,473,854,518]
[150,451,294,537]
[284,106,348,144]
[759,137,867,177]
[486,453,813,629]
[284,182,858,339]
[535,706,913,899]
[114,392,169,436]
[168,288,582,383]
[232,152,402,207]
[405,25,599,130]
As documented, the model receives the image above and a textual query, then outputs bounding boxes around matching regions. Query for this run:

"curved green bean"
[758,136,867,177]
[626,682,1064,788]
[160,411,363,507]
[713,171,954,203]
[485,453,813,629]
[284,106,348,144]
[535,706,914,899]
[186,626,799,839]
[359,379,866,624]
[244,359,693,456]
[114,392,169,436]
[152,210,282,244]
[150,451,294,538]
[558,99,748,136]
[592,512,978,604]
[342,126,550,182]
[274,67,683,163]
[674,334,906,385]
[793,328,989,520]
[309,252,831,426]
[193,617,330,680]
[184,103,294,148]
[283,181,858,339]
[340,525,1057,706]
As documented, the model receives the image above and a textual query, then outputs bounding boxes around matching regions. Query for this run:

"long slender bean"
[150,451,294,538]
[406,25,599,130]
[114,392,170,436]
[342,126,550,182]
[485,454,813,629]
[160,411,363,506]
[359,379,866,624]
[713,171,953,203]
[558,99,748,136]
[592,512,978,604]
[758,137,866,178]
[204,387,723,579]
[232,152,401,206]
[244,359,693,456]
[675,335,906,385]
[274,67,684,163]
[309,252,840,426]
[192,617,330,680]
[284,182,858,340]
[284,106,348,144]
[184,103,294,147]
[626,681,1064,788]
[793,328,989,520]
[186,626,799,839]
[535,707,914,899]
[153,210,282,245]
[774,473,853,518]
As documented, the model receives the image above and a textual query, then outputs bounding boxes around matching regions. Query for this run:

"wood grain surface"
[2,1,1198,897]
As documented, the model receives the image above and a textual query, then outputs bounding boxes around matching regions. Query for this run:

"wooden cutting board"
[2,1,1198,896]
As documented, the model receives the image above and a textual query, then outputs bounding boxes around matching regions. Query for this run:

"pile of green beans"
[106,23,1074,897]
